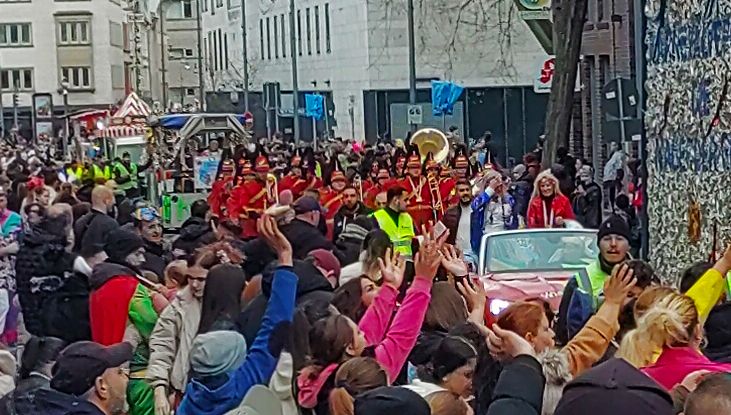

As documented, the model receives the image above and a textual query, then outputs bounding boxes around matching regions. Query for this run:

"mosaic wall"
[646,0,731,279]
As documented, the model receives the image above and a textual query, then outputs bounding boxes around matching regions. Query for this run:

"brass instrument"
[411,128,450,163]
[354,174,364,201]
[428,171,444,220]
[267,173,279,206]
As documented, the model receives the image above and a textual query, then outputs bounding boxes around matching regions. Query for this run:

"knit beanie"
[596,215,630,243]
[104,228,144,262]
[190,331,248,377]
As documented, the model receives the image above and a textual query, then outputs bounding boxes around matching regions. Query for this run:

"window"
[266,17,271,60]
[224,32,229,69]
[203,0,208,12]
[305,8,311,55]
[227,0,235,9]
[58,21,90,45]
[186,88,196,96]
[259,19,264,60]
[210,0,215,14]
[597,0,604,21]
[216,0,222,7]
[184,48,194,57]
[314,6,320,55]
[1,68,32,91]
[325,3,331,53]
[212,30,218,71]
[273,15,279,59]
[0,23,31,47]
[169,48,194,59]
[297,10,302,56]
[182,0,193,18]
[61,66,92,89]
[280,13,286,58]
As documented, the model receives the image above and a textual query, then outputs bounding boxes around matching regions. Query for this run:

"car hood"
[479,270,577,304]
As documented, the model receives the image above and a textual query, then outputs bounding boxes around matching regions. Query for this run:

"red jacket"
[90,275,139,346]
[526,194,575,228]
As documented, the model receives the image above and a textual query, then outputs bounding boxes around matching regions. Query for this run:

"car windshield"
[482,231,598,273]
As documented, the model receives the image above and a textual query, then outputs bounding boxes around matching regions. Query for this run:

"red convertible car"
[476,228,598,323]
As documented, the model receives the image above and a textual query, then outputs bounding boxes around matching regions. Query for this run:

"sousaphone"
[411,128,450,162]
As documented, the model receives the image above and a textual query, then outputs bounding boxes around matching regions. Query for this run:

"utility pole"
[407,0,417,133]
[196,0,205,110]
[160,3,168,108]
[634,0,648,260]
[240,0,250,112]
[289,0,300,143]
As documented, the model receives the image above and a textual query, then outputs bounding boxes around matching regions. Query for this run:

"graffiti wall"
[646,0,731,278]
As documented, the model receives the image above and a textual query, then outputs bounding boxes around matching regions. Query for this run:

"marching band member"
[320,162,348,240]
[227,152,275,239]
[439,163,458,209]
[364,166,393,210]
[207,159,235,218]
[279,149,303,198]
[399,147,432,231]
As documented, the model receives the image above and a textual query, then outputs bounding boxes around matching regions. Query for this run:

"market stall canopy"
[113,92,151,119]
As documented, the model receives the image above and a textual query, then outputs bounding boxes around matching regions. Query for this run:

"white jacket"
[146,286,201,392]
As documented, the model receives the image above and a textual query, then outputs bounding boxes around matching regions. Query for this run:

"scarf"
[338,224,369,242]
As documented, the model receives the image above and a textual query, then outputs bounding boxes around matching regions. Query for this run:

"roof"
[113,92,151,119]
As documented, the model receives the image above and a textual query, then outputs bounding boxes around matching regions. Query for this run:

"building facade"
[578,0,636,165]
[201,0,551,162]
[0,0,129,133]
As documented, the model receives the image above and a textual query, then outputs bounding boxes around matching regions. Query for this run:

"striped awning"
[113,92,151,119]
[98,124,146,138]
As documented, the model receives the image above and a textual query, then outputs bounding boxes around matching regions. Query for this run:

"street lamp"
[57,78,70,159]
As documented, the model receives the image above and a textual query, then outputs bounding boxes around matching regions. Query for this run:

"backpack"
[566,268,595,341]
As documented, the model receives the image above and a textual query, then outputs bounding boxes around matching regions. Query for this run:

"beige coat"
[146,286,201,392]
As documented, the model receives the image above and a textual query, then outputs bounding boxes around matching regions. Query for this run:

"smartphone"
[433,221,448,240]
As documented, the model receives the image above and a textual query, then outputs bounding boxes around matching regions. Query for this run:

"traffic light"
[12,93,18,108]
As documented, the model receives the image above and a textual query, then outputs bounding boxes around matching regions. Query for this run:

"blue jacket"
[470,188,518,253]
[177,267,298,415]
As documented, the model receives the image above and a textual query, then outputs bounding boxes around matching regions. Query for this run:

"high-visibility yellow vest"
[93,164,111,182]
[372,209,415,258]
[113,162,135,191]
[65,166,83,183]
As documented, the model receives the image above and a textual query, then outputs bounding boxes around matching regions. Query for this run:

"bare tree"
[541,0,588,167]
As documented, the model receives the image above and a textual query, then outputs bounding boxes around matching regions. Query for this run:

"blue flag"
[431,81,464,116]
[305,94,325,121]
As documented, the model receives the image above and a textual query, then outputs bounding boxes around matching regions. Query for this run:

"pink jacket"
[642,347,731,390]
[297,277,433,408]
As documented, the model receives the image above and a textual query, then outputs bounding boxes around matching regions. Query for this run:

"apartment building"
[0,0,128,133]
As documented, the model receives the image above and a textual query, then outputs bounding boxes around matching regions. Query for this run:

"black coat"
[141,240,167,280]
[242,219,335,277]
[510,173,534,219]
[72,209,119,253]
[172,217,216,258]
[0,387,104,415]
[486,355,545,415]
[573,181,602,229]
[704,302,731,363]
[15,226,89,343]
[237,259,333,346]
[332,203,371,242]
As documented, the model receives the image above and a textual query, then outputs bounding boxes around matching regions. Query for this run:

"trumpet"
[267,173,279,206]
[428,171,444,221]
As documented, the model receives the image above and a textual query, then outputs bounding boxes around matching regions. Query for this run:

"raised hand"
[486,324,536,361]
[603,263,637,305]
[414,225,448,281]
[378,248,406,290]
[441,244,468,277]
[258,214,293,266]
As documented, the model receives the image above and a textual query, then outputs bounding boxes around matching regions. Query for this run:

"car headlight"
[489,299,511,316]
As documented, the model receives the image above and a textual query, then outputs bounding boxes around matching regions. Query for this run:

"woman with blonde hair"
[425,391,473,415]
[526,169,574,228]
[619,289,731,390]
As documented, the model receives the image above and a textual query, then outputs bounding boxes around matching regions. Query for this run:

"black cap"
[597,215,631,243]
[554,358,673,415]
[293,196,321,214]
[51,341,133,396]
[104,228,144,262]
[354,387,430,415]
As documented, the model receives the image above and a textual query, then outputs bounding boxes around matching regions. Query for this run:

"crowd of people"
[0,134,722,415]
